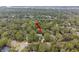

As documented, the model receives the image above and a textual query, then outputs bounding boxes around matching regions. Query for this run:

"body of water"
[0,46,10,52]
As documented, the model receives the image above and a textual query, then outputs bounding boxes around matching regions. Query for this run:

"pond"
[0,46,10,52]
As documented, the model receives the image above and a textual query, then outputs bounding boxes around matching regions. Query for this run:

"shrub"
[38,43,51,52]
[0,38,10,48]
[27,30,39,43]
[44,32,51,42]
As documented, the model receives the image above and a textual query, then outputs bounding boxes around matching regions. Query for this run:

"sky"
[0,0,79,6]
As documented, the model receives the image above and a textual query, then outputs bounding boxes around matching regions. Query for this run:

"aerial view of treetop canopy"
[0,6,79,52]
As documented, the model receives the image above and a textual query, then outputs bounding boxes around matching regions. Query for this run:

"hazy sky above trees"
[0,0,79,6]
